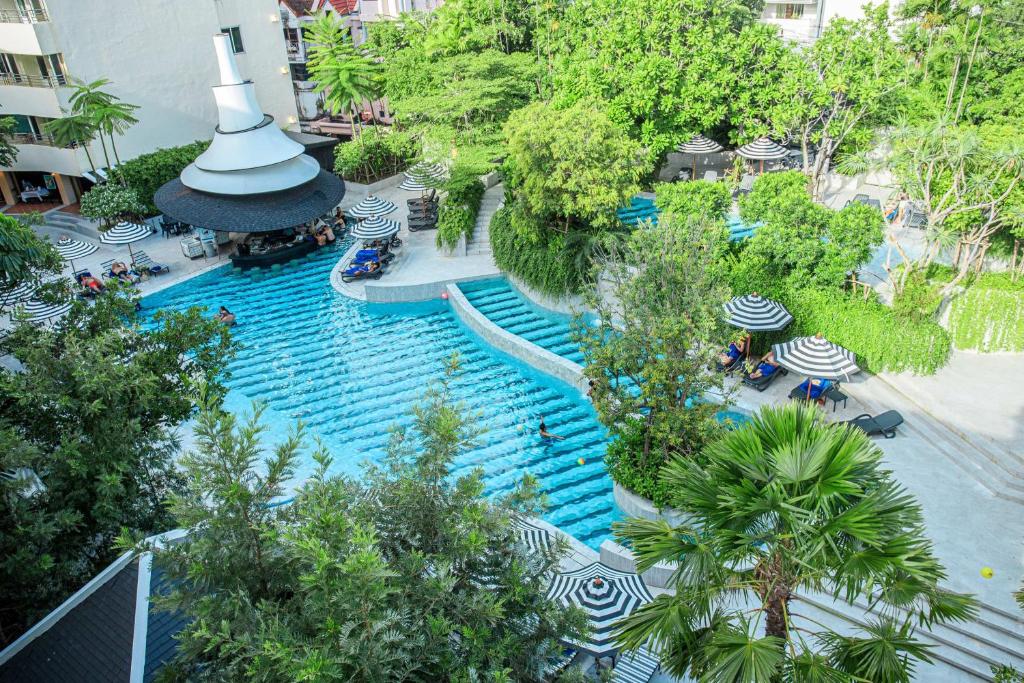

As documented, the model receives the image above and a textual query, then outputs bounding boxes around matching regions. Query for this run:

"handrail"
[0,8,48,23]
[0,72,66,88]
[11,131,75,148]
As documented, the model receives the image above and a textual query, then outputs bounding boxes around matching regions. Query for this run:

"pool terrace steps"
[465,183,503,258]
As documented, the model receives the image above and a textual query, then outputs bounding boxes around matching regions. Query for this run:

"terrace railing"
[0,71,66,88]
[12,131,75,148]
[0,7,48,23]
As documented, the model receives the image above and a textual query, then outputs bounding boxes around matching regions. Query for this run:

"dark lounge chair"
[341,261,385,282]
[788,379,834,401]
[408,215,438,232]
[846,410,904,438]
[742,366,786,391]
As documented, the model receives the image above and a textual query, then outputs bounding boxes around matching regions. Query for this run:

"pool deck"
[331,176,500,303]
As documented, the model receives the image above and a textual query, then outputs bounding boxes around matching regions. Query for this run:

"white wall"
[1,0,298,175]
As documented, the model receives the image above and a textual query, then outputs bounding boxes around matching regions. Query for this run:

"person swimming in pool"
[539,417,565,441]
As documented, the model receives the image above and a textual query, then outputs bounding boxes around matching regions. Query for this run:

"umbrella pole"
[692,153,697,181]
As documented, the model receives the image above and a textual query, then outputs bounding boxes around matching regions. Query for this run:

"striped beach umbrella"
[350,216,400,240]
[512,517,554,556]
[735,137,788,175]
[348,195,397,219]
[546,562,653,658]
[1,281,36,306]
[772,334,860,380]
[677,133,724,180]
[723,293,793,332]
[100,221,153,261]
[15,298,72,324]
[54,235,98,274]
[399,161,447,191]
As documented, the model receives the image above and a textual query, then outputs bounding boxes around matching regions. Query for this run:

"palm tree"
[305,12,381,138]
[614,402,977,683]
[92,100,139,167]
[68,78,116,169]
[44,113,99,174]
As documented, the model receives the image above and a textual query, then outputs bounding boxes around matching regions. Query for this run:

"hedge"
[490,205,588,297]
[436,168,485,251]
[782,286,951,375]
[111,140,209,215]
[333,128,418,184]
[948,274,1024,352]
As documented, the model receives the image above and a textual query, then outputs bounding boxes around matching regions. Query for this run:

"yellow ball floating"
[577,457,586,466]
[981,567,994,579]
[517,424,524,432]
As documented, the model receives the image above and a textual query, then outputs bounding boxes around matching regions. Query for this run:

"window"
[779,4,805,19]
[220,26,244,54]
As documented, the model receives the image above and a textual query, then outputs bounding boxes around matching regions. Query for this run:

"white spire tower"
[180,34,320,196]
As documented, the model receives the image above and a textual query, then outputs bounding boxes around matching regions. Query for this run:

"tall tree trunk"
[97,133,111,171]
[81,142,97,174]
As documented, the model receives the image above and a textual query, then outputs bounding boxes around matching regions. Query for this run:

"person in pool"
[215,306,236,326]
[539,418,565,441]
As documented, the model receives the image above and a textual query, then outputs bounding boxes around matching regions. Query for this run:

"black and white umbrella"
[772,334,860,380]
[677,133,724,180]
[723,293,793,332]
[350,216,400,240]
[15,298,72,324]
[100,221,153,262]
[348,195,397,219]
[735,137,788,175]
[546,562,653,658]
[512,517,554,555]
[1,281,36,307]
[399,161,447,191]
[54,235,98,274]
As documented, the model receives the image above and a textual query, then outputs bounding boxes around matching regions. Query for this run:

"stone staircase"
[465,184,503,258]
[43,210,102,241]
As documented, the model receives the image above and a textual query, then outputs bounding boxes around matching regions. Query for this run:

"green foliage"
[0,287,234,646]
[79,182,147,226]
[0,116,18,167]
[948,274,1024,352]
[333,126,419,184]
[490,204,589,296]
[306,11,381,119]
[0,213,60,309]
[504,100,647,231]
[422,0,535,56]
[436,167,485,250]
[604,419,671,507]
[112,140,209,215]
[654,180,732,224]
[573,216,731,499]
[615,402,977,683]
[737,171,884,290]
[892,270,943,323]
[154,357,586,681]
[783,286,951,375]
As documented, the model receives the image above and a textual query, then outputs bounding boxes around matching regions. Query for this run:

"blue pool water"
[617,195,759,241]
[141,243,619,548]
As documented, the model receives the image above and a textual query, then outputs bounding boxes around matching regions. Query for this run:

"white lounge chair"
[702,170,718,182]
[738,174,755,193]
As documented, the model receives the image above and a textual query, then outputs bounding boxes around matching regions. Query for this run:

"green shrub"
[604,420,673,508]
[112,140,209,215]
[79,183,147,226]
[436,167,485,250]
[333,128,419,184]
[490,204,589,296]
[948,274,1024,352]
[783,286,951,374]
[654,180,731,221]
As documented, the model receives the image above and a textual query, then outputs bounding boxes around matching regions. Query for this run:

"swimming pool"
[141,243,619,548]
[617,195,759,241]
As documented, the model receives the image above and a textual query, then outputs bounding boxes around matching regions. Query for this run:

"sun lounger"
[613,647,660,683]
[341,261,385,282]
[846,410,904,438]
[408,216,438,232]
[133,251,169,275]
[738,174,755,194]
[703,170,718,182]
[353,248,394,265]
[742,366,786,391]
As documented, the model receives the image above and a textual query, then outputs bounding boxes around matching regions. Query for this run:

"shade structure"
[512,517,554,555]
[100,222,152,245]
[1,281,37,305]
[723,294,793,332]
[350,216,400,240]
[399,161,446,191]
[348,195,397,219]
[546,562,653,658]
[54,235,99,273]
[735,137,788,160]
[677,133,724,154]
[16,298,72,323]
[772,334,860,379]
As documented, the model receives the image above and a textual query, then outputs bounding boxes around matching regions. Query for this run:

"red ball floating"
[441,291,449,300]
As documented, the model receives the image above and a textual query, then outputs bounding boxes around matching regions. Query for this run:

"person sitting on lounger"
[215,306,236,326]
[110,261,140,284]
[747,351,780,380]
[366,260,380,273]
[78,273,104,293]
[539,418,565,441]
[795,377,831,400]
[718,337,747,367]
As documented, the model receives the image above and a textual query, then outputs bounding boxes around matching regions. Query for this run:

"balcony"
[11,130,73,148]
[0,7,48,23]
[0,71,64,88]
